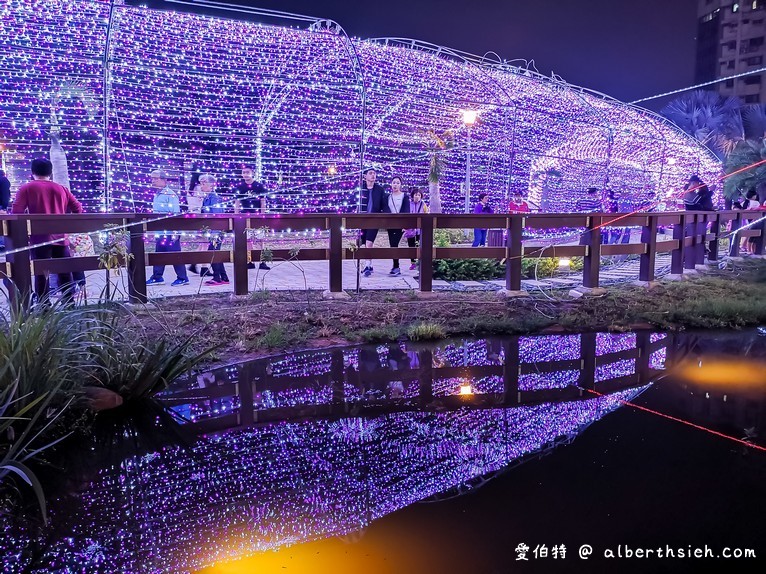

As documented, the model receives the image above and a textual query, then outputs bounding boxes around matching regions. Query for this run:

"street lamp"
[462,110,477,213]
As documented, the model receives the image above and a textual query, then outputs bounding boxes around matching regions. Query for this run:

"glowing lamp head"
[461,109,478,126]
[459,383,473,396]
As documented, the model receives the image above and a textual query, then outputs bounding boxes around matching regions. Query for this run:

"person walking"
[404,187,428,270]
[234,164,270,270]
[198,173,230,285]
[12,158,83,304]
[385,176,410,276]
[145,169,189,286]
[472,193,492,247]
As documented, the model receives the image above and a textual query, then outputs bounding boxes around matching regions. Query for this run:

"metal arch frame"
[120,1,368,195]
[366,36,720,196]
[366,37,625,199]
[99,2,716,212]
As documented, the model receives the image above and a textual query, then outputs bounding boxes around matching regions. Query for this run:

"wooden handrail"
[1,210,762,301]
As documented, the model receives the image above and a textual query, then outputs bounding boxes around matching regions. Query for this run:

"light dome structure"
[0,0,720,213]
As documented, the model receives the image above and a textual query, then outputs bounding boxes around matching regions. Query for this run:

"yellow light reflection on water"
[673,356,766,391]
[199,535,423,574]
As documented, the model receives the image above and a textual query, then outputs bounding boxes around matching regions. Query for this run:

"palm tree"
[661,89,743,158]
[723,138,766,200]
[426,129,454,213]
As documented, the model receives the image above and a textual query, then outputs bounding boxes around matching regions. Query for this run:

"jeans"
[151,235,188,281]
[472,228,487,247]
[32,244,75,304]
[208,235,229,282]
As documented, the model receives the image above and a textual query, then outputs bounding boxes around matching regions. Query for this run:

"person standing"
[359,168,387,277]
[234,164,270,270]
[385,176,410,276]
[146,169,189,286]
[472,193,493,247]
[199,173,230,285]
[404,187,428,270]
[12,158,83,304]
[0,169,10,213]
[507,192,530,214]
[187,171,207,276]
[0,169,9,253]
[576,187,602,213]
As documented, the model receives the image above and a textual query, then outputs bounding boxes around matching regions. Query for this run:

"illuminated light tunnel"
[0,0,719,215]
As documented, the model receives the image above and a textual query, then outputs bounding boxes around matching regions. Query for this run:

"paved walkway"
[59,252,673,303]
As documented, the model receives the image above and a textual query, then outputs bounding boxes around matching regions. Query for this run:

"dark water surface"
[2,330,765,573]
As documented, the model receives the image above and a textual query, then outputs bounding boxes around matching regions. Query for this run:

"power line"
[630,66,766,105]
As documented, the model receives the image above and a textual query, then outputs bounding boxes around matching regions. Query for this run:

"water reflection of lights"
[673,357,766,390]
[0,389,648,573]
[2,331,674,572]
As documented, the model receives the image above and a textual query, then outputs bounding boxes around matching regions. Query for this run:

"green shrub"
[433,258,505,281]
[356,325,402,342]
[434,229,468,247]
[406,321,447,341]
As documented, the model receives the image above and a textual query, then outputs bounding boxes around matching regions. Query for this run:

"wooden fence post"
[128,215,148,303]
[328,216,343,292]
[671,214,686,274]
[232,216,248,296]
[753,217,766,256]
[506,216,523,291]
[582,215,601,289]
[419,214,434,292]
[502,338,520,406]
[708,213,720,262]
[638,215,658,282]
[5,217,32,305]
[684,213,697,270]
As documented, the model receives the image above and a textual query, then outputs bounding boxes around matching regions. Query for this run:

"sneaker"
[188,265,198,274]
[389,267,401,276]
[247,262,256,270]
[200,267,211,277]
[171,278,190,286]
[363,267,372,278]
[205,279,223,286]
[259,262,271,270]
[409,263,417,270]
[219,278,230,284]
[146,277,164,285]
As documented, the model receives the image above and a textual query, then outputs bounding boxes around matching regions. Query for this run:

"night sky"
[146,0,699,111]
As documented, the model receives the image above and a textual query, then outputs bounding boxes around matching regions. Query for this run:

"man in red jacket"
[12,157,83,304]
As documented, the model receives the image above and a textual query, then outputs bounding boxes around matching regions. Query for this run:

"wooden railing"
[1,210,764,302]
[157,331,669,433]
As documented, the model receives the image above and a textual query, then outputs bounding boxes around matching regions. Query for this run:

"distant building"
[696,0,766,103]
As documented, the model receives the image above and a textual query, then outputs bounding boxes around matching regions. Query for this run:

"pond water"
[2,330,765,573]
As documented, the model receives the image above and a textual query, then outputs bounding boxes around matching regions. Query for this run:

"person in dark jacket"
[359,168,387,277]
[682,175,714,212]
[0,169,10,212]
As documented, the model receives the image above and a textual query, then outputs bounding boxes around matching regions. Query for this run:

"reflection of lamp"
[462,110,477,213]
[459,383,473,396]
[327,164,337,176]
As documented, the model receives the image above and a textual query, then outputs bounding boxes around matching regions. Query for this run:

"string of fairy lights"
[0,0,719,222]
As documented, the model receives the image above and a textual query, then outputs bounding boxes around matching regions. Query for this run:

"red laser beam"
[583,387,766,452]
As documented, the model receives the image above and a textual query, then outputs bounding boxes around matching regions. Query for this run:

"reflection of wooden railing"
[1,210,763,301]
[159,331,670,433]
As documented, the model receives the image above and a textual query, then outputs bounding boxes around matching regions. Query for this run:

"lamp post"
[462,110,477,213]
